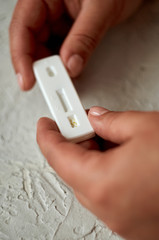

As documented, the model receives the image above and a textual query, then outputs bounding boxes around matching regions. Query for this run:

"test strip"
[33,55,95,143]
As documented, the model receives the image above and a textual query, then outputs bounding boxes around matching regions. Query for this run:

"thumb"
[60,1,113,78]
[88,106,144,144]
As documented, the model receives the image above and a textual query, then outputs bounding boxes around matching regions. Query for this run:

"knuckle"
[9,16,20,34]
[73,33,97,53]
[102,111,120,133]
[10,49,19,62]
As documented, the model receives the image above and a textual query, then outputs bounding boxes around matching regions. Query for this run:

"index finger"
[9,0,47,90]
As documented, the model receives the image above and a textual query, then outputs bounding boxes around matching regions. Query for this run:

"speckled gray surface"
[0,0,159,239]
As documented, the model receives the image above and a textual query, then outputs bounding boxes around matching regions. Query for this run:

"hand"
[37,106,159,240]
[9,0,143,90]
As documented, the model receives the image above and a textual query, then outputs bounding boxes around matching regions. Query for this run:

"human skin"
[9,0,143,90]
[10,1,158,239]
[37,106,159,240]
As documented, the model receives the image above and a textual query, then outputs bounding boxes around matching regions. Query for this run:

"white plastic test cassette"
[33,55,95,143]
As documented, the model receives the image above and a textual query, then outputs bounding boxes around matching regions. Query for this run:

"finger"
[60,0,144,78]
[37,117,103,193]
[60,1,114,78]
[79,139,99,150]
[88,106,147,144]
[9,0,47,90]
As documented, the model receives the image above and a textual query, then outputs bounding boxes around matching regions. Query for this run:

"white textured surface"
[0,0,159,239]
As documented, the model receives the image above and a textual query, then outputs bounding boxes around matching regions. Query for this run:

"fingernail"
[17,73,24,90]
[67,54,84,78]
[89,106,109,116]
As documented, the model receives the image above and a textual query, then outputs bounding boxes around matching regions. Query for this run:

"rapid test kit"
[33,55,95,143]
